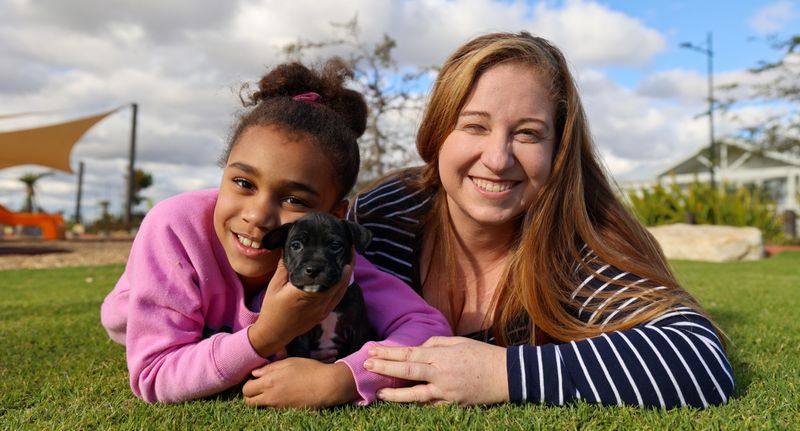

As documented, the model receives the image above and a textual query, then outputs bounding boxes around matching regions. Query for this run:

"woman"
[353,32,734,408]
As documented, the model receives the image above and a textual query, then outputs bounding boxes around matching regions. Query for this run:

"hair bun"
[244,58,367,137]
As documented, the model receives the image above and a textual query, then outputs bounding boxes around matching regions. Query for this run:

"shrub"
[627,180,784,242]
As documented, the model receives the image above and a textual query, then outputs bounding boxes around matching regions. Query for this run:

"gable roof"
[658,139,800,178]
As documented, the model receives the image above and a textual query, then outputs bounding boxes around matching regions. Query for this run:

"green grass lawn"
[1,253,798,430]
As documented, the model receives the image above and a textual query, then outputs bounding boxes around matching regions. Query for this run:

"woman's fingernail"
[376,389,385,399]
[368,348,376,356]
[364,359,373,369]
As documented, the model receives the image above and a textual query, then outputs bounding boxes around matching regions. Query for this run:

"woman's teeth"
[471,177,515,193]
[237,234,262,249]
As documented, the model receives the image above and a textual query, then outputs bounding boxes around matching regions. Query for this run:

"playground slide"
[0,204,65,240]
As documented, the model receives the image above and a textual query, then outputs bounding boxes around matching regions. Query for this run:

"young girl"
[100,59,450,407]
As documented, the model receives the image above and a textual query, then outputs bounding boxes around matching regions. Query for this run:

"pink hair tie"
[292,91,323,106]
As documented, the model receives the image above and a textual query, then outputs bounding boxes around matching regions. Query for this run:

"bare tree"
[280,15,432,187]
[722,35,800,156]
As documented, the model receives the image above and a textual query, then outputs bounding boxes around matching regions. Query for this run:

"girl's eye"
[282,196,311,209]
[233,178,254,190]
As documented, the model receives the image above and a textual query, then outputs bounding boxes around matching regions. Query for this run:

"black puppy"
[263,212,376,359]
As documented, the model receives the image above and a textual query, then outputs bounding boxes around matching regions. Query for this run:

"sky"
[0,0,798,223]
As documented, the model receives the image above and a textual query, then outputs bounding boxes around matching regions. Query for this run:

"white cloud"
[748,1,797,34]
[529,0,666,67]
[637,69,707,103]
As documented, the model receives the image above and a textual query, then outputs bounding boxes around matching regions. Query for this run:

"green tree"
[132,168,153,207]
[280,15,431,186]
[18,171,53,213]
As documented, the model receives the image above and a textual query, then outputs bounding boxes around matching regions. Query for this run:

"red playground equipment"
[0,204,65,240]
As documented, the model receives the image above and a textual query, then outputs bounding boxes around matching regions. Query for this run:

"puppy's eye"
[329,241,343,253]
[289,240,303,252]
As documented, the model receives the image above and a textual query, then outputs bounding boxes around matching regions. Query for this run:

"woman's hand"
[363,336,509,406]
[247,258,353,358]
[243,359,358,408]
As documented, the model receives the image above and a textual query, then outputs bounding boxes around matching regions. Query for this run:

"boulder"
[647,223,764,262]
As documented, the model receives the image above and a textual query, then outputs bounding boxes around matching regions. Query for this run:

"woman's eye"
[515,129,543,143]
[461,123,487,134]
[289,240,303,252]
[233,178,254,189]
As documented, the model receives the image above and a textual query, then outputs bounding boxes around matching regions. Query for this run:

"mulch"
[764,244,800,257]
[0,238,133,270]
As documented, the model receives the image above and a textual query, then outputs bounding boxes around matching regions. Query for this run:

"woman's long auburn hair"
[412,32,723,346]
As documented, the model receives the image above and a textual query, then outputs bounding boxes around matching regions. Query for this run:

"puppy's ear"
[343,220,372,254]
[262,223,293,250]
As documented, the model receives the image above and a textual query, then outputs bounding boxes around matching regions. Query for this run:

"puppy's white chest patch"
[318,312,340,350]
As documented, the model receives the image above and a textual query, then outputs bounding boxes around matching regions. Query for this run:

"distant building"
[621,140,800,213]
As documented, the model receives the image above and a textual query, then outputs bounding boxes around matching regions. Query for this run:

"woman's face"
[213,125,345,289]
[438,62,556,231]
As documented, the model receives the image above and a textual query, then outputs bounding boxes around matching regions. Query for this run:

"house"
[622,140,800,213]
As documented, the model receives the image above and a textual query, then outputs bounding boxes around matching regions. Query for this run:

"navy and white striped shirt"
[349,175,734,408]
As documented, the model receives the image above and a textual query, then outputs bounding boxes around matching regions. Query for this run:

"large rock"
[647,223,764,262]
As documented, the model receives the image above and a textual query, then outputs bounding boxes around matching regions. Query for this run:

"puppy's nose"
[303,265,321,278]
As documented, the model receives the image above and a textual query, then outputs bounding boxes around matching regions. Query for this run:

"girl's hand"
[243,359,358,408]
[247,257,353,358]
[363,336,509,406]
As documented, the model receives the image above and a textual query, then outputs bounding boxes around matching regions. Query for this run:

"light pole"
[680,32,716,190]
[124,102,138,230]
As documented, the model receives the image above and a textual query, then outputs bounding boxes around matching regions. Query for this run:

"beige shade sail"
[0,109,118,173]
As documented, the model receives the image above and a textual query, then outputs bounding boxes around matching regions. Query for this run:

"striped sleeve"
[507,251,734,408]
[507,309,733,408]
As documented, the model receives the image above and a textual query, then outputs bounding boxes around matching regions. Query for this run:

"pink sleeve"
[101,280,130,345]
[107,211,268,404]
[337,254,451,405]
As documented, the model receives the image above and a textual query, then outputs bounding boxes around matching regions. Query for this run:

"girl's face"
[438,62,555,231]
[214,125,345,290]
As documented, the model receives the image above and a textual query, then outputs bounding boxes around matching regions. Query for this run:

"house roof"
[657,139,800,178]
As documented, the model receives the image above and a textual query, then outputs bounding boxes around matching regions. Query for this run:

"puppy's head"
[263,213,371,293]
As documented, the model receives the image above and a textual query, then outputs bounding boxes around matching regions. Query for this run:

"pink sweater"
[101,189,450,404]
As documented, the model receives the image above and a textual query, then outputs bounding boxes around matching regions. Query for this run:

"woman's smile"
[469,176,520,195]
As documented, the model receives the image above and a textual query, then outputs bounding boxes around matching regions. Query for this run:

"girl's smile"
[233,232,268,254]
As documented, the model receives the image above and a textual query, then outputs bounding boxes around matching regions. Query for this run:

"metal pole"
[680,33,716,190]
[74,160,84,225]
[707,32,716,190]
[125,103,138,229]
